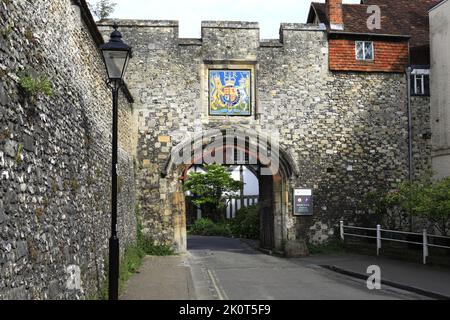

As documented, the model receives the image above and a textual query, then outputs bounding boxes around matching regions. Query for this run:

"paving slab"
[294,253,450,299]
[120,255,195,300]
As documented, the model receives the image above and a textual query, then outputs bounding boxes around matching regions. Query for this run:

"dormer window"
[355,41,374,61]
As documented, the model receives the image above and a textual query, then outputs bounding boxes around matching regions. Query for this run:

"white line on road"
[207,269,229,300]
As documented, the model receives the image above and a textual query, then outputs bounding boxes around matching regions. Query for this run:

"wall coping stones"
[100,19,328,49]
[178,38,203,46]
[260,40,284,48]
[280,23,327,31]
[98,19,179,28]
[201,21,259,29]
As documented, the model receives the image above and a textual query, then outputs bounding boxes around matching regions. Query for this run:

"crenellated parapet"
[97,19,327,51]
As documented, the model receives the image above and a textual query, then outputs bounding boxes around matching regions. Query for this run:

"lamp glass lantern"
[100,24,132,81]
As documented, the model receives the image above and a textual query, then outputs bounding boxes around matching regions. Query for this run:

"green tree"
[364,179,426,230]
[90,0,117,20]
[184,164,244,222]
[364,188,405,229]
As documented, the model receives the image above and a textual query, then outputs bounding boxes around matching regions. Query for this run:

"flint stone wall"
[0,0,136,299]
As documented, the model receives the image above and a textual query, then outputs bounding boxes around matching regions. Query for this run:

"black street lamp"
[99,23,132,301]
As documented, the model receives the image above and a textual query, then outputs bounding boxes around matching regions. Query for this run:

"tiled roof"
[308,0,440,65]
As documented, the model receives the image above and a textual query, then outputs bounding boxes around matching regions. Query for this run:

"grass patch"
[94,238,176,300]
[92,207,176,300]
[119,244,146,293]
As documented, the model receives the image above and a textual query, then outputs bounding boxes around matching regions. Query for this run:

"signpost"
[293,189,313,216]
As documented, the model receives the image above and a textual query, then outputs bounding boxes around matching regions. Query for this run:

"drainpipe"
[406,66,414,232]
[406,66,413,182]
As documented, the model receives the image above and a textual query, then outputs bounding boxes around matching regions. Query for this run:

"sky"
[94,0,361,39]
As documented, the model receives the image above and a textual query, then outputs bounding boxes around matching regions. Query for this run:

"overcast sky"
[94,0,361,39]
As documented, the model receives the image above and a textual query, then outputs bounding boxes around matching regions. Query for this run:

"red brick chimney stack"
[326,0,344,30]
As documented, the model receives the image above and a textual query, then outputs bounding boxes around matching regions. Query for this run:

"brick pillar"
[326,0,344,30]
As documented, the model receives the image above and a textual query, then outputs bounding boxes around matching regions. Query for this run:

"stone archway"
[162,127,298,253]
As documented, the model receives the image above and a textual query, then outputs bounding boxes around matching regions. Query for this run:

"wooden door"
[259,174,275,249]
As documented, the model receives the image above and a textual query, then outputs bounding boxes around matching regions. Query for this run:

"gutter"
[429,0,448,12]
[328,30,411,39]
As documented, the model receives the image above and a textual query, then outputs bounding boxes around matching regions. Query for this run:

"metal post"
[423,229,429,265]
[376,225,382,256]
[340,221,344,241]
[108,80,120,301]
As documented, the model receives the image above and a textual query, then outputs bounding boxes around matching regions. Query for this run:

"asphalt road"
[187,236,426,300]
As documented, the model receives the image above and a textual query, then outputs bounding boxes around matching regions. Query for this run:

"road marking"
[207,269,229,300]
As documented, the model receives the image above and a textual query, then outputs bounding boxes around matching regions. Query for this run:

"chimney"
[326,0,344,30]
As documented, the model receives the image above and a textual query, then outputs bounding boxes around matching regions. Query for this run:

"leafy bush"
[365,177,450,236]
[189,206,260,240]
[365,187,411,230]
[189,218,216,235]
[413,177,450,236]
[138,236,175,256]
[189,218,232,237]
[230,205,259,240]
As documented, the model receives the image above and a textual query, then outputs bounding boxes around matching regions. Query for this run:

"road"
[187,236,426,300]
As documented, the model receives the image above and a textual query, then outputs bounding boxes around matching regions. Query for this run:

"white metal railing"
[339,221,450,265]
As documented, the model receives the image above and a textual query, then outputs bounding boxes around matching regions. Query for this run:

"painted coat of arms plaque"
[209,70,252,116]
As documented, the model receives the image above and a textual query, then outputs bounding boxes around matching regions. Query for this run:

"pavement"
[295,253,450,299]
[120,255,195,300]
[120,236,450,300]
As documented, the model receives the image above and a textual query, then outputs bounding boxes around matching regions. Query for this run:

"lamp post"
[99,23,132,301]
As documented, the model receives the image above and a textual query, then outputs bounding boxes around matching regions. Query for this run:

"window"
[410,71,430,96]
[355,41,374,61]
